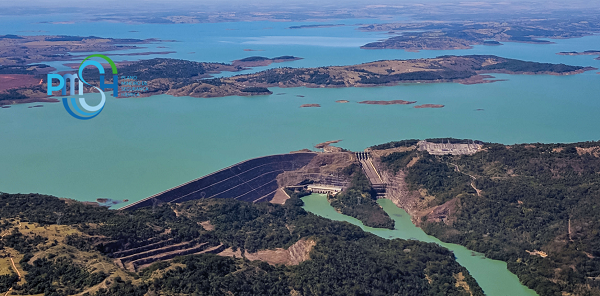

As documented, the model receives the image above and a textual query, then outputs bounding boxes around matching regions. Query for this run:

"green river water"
[301,194,538,296]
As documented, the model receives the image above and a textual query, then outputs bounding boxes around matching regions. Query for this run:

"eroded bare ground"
[270,188,291,205]
[276,152,355,188]
[219,239,316,266]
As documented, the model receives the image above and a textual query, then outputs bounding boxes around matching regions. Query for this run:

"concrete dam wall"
[120,152,317,211]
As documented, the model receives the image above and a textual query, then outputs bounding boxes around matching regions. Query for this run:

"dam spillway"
[120,152,317,211]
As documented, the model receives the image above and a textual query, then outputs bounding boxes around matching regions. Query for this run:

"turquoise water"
[3,15,600,72]
[1,15,597,296]
[301,194,538,296]
[1,71,600,203]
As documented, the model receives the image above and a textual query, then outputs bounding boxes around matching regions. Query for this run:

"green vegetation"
[20,256,107,296]
[93,235,483,296]
[359,20,594,51]
[478,60,582,73]
[0,274,18,294]
[358,69,475,84]
[0,89,28,102]
[328,164,395,229]
[0,34,24,39]
[1,229,47,254]
[83,58,240,81]
[238,56,298,62]
[238,56,270,62]
[240,86,271,93]
[377,141,600,296]
[0,65,37,75]
[371,138,481,151]
[0,192,481,295]
[5,55,589,104]
[380,150,416,173]
[371,139,420,150]
[273,55,298,60]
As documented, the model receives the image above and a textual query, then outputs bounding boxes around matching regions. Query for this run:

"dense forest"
[328,164,395,229]
[376,140,600,296]
[80,58,243,82]
[0,192,481,295]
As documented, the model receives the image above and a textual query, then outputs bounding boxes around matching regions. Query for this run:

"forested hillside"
[328,163,395,229]
[375,140,600,296]
[0,192,481,296]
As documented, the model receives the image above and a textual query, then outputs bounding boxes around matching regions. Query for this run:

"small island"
[414,104,444,108]
[359,100,416,105]
[359,20,596,51]
[315,140,342,148]
[288,24,344,29]
[300,104,320,108]
[335,100,350,103]
[483,40,503,46]
[557,50,600,60]
[232,56,302,67]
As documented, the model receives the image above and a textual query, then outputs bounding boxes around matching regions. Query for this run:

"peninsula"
[359,19,600,51]
[1,55,595,106]
[0,35,170,66]
[231,55,302,67]
[557,50,600,60]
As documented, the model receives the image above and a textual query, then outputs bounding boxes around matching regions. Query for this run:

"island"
[359,100,416,105]
[414,104,444,108]
[232,56,303,67]
[359,20,600,51]
[288,24,344,29]
[300,103,320,108]
[557,50,600,60]
[1,55,595,106]
[335,100,349,103]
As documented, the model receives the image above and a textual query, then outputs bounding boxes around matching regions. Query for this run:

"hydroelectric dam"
[119,152,317,211]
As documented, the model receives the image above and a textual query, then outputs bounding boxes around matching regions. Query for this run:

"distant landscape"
[2,1,600,296]
[1,54,594,106]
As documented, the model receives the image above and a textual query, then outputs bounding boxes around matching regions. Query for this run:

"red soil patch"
[0,74,39,91]
[414,104,444,108]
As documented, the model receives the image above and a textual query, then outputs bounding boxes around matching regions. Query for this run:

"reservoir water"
[2,16,599,295]
[301,194,538,296]
[2,72,599,204]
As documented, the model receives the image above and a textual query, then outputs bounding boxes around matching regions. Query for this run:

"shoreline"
[2,55,595,106]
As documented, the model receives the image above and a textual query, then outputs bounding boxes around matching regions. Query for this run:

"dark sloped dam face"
[120,153,317,210]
